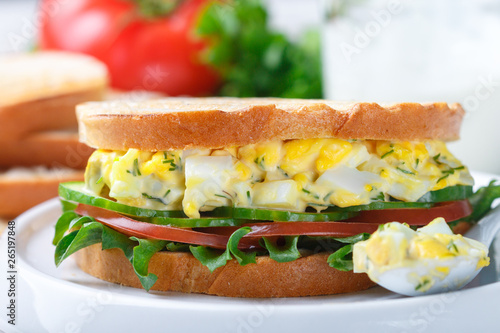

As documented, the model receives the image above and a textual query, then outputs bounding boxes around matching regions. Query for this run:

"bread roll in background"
[0,51,108,141]
[0,217,7,235]
[0,131,93,169]
[0,167,85,217]
[0,51,108,217]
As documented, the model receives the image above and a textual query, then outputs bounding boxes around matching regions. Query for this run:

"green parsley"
[381,150,394,159]
[437,166,465,183]
[396,167,416,175]
[215,193,231,200]
[415,278,431,291]
[447,241,459,253]
[142,193,166,205]
[127,158,142,176]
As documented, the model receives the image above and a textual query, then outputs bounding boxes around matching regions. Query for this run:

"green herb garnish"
[127,158,142,176]
[437,166,465,183]
[142,193,167,205]
[381,150,394,159]
[415,278,431,291]
[396,167,415,175]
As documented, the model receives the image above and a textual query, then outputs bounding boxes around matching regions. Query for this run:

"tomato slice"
[74,200,472,250]
[343,200,472,225]
[198,222,379,238]
[74,204,379,249]
[75,204,255,250]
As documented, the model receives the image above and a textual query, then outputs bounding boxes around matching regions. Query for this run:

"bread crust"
[0,51,108,108]
[0,88,105,142]
[0,131,93,169]
[77,98,464,151]
[0,168,84,216]
[75,244,376,297]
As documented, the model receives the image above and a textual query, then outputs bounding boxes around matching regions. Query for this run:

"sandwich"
[0,51,107,218]
[53,98,487,297]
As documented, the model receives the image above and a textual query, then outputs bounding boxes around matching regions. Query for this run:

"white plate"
[1,171,500,333]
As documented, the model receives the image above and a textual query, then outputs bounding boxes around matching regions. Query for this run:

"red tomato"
[74,200,472,250]
[75,204,260,250]
[39,0,220,96]
[75,204,378,249]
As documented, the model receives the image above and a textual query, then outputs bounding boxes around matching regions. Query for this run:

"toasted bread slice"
[77,98,464,151]
[0,131,93,169]
[0,51,107,141]
[0,51,107,108]
[76,245,376,297]
[0,166,84,217]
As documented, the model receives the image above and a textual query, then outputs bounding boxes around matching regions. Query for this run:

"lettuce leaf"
[468,181,500,222]
[190,226,256,272]
[55,222,104,266]
[327,244,355,271]
[189,246,232,272]
[130,237,167,291]
[327,233,370,271]
[227,227,257,265]
[53,211,78,245]
[102,227,136,261]
[261,236,300,263]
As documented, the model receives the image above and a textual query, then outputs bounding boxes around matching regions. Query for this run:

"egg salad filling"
[353,218,490,292]
[85,139,474,219]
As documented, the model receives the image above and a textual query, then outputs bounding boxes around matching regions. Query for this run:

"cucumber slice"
[417,185,473,203]
[59,182,188,218]
[60,182,356,223]
[309,185,473,212]
[324,201,433,212]
[60,182,473,225]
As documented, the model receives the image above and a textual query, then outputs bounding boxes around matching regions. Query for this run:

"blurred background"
[1,0,499,174]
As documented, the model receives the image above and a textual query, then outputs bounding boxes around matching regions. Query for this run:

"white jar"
[322,0,500,173]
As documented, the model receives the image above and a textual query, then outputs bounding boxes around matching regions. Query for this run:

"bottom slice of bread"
[0,167,84,216]
[76,244,376,297]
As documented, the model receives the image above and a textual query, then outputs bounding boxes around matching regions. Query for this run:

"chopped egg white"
[183,155,234,218]
[84,139,474,218]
